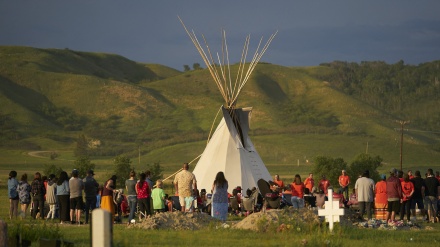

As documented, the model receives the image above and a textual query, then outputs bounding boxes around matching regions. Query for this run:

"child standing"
[46,174,57,220]
[151,180,166,213]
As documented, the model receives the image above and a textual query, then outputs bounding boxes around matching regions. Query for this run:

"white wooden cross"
[318,189,344,231]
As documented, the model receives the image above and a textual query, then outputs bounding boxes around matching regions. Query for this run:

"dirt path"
[26,150,73,161]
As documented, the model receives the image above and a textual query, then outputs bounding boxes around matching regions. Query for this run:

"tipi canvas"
[193,107,272,193]
[179,17,277,193]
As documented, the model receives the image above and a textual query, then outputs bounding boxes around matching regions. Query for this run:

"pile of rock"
[129,211,215,230]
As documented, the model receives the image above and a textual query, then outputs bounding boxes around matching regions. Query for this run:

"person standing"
[319,175,331,194]
[304,173,314,193]
[211,171,228,221]
[45,174,57,220]
[8,170,19,220]
[290,174,305,209]
[400,174,414,222]
[374,174,388,220]
[174,163,197,212]
[56,171,70,224]
[355,170,375,220]
[136,173,150,220]
[69,169,84,225]
[31,172,46,219]
[83,169,99,224]
[17,173,31,219]
[424,168,440,223]
[386,168,402,224]
[338,170,350,199]
[151,180,166,213]
[145,170,154,216]
[410,170,426,222]
[125,170,138,224]
[101,175,117,219]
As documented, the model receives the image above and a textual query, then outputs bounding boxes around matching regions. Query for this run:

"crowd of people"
[7,165,440,227]
[271,168,440,225]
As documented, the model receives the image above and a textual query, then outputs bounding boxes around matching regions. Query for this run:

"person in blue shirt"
[8,170,19,219]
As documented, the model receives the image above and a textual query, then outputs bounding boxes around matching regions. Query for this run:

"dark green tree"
[193,63,202,70]
[114,155,133,186]
[43,164,63,178]
[348,153,382,182]
[74,134,88,157]
[145,162,163,183]
[312,156,347,189]
[74,156,95,178]
[183,65,191,72]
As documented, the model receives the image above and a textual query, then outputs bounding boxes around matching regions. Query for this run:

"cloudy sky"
[1,0,439,70]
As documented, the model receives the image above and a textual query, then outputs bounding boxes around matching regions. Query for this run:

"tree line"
[318,60,440,131]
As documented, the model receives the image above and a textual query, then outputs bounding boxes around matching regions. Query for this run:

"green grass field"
[1,151,440,246]
[1,183,439,247]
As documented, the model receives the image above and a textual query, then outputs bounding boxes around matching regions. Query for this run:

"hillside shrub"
[348,153,382,182]
[312,156,347,188]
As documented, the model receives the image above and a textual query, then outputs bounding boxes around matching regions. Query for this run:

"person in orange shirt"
[400,174,414,222]
[374,174,388,220]
[290,174,305,209]
[304,173,314,192]
[272,174,284,191]
[319,175,330,194]
[338,170,350,199]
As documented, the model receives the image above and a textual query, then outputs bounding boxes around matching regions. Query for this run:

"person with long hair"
[17,173,31,219]
[101,175,117,219]
[56,171,70,224]
[290,174,305,209]
[136,173,150,220]
[211,171,228,221]
[8,170,19,219]
[400,174,414,222]
[31,172,46,219]
[374,174,388,220]
[45,174,57,220]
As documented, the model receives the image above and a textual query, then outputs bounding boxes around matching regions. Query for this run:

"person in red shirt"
[338,170,350,199]
[400,174,414,222]
[304,173,314,193]
[290,174,305,209]
[319,175,330,194]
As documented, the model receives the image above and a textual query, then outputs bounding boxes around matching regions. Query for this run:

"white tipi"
[193,106,272,193]
[179,18,277,192]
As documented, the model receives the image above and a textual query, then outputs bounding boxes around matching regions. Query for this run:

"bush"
[312,156,347,188]
[348,153,382,182]
[8,221,62,243]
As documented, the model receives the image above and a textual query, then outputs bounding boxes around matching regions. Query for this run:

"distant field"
[1,131,439,187]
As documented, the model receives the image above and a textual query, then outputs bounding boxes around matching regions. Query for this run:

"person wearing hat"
[69,169,84,225]
[374,174,388,220]
[338,170,350,199]
[386,168,402,224]
[354,170,375,220]
[83,169,99,224]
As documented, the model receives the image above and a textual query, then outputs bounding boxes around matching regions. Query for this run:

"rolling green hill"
[0,46,439,175]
